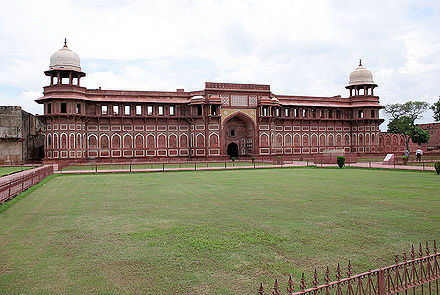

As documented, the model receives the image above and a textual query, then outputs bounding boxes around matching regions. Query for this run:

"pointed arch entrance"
[227,142,239,158]
[222,112,255,157]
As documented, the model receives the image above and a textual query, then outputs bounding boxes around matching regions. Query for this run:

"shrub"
[251,157,256,163]
[435,161,440,175]
[337,156,345,168]
[231,157,236,162]
[402,156,409,165]
[275,156,281,160]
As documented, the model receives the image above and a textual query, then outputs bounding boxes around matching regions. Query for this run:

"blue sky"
[0,0,439,129]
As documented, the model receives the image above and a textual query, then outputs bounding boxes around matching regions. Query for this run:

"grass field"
[61,161,271,171]
[0,166,35,177]
[0,168,439,294]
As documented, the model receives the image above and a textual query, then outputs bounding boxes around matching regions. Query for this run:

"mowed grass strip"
[0,168,439,294]
[62,161,269,171]
[0,166,35,176]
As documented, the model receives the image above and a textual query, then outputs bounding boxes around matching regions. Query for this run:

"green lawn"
[0,168,439,294]
[0,166,35,177]
[62,161,270,171]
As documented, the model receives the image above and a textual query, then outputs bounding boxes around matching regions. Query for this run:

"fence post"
[163,163,165,171]
[369,160,371,169]
[377,269,385,295]
[95,165,98,173]
[423,161,425,171]
[130,164,132,172]
[194,162,197,171]
[225,162,227,170]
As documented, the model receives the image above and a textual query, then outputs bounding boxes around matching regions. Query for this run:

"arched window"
[169,134,178,148]
[179,134,188,148]
[135,135,144,149]
[112,135,121,149]
[209,134,218,148]
[260,134,269,147]
[123,135,133,149]
[100,135,109,149]
[88,135,97,149]
[302,134,309,146]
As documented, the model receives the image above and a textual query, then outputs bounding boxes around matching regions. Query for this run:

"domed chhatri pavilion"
[36,41,385,162]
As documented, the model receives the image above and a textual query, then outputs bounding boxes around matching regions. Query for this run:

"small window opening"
[61,103,67,113]
[170,106,175,116]
[124,105,130,115]
[211,105,218,116]
[147,106,153,115]
[158,106,164,115]
[136,105,142,115]
[101,105,108,115]
[197,105,202,116]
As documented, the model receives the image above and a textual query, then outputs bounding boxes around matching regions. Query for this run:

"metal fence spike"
[273,279,280,295]
[336,263,341,280]
[287,275,294,294]
[347,260,352,277]
[325,266,330,284]
[426,241,430,255]
[300,273,306,291]
[419,243,423,258]
[403,252,407,261]
[258,283,264,295]
[411,244,415,259]
[395,255,399,264]
[313,268,319,287]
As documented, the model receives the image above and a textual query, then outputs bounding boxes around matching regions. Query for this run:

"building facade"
[0,106,44,164]
[418,123,440,151]
[36,41,385,162]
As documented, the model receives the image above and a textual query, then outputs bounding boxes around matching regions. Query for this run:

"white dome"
[49,40,81,71]
[348,60,375,86]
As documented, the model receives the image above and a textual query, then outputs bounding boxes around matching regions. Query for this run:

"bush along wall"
[337,156,346,168]
[435,161,440,175]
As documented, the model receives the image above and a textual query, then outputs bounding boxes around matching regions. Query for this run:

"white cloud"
[0,0,439,129]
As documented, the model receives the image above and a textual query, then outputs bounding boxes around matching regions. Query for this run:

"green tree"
[384,101,430,150]
[431,98,440,122]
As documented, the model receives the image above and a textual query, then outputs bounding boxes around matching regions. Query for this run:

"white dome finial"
[49,39,81,71]
[347,60,375,86]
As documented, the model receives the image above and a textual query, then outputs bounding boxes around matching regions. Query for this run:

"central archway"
[227,142,238,158]
[222,112,255,157]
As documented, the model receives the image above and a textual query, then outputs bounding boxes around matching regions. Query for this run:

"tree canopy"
[431,98,440,122]
[384,101,430,151]
[384,101,430,122]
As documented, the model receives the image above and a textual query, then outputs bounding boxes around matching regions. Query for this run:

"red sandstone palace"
[36,41,391,162]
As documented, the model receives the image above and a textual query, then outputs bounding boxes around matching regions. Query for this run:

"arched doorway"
[227,142,238,158]
[223,113,255,157]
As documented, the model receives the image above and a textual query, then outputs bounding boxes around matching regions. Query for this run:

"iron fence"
[0,165,53,203]
[259,241,440,295]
